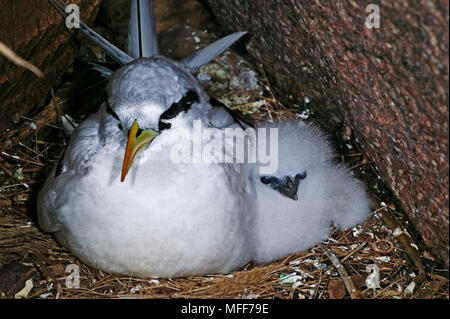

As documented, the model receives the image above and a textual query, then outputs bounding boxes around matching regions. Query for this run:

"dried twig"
[350,160,372,171]
[0,41,44,78]
[341,241,367,263]
[320,244,364,299]
[0,151,45,167]
[377,207,427,297]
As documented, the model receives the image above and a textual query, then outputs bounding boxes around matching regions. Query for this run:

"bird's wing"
[37,112,102,233]
[182,32,247,73]
[50,0,246,75]
[128,0,159,58]
[48,0,133,65]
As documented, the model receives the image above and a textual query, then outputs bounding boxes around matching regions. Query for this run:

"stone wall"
[0,0,102,131]
[202,0,449,267]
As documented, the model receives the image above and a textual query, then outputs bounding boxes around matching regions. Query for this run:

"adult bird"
[38,0,254,278]
[39,0,370,278]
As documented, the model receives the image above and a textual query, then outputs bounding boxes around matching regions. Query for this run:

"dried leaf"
[328,275,366,299]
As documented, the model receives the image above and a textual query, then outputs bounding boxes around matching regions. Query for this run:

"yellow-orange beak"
[121,120,159,182]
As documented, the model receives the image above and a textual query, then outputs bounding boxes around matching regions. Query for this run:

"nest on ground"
[0,75,448,299]
[0,0,448,300]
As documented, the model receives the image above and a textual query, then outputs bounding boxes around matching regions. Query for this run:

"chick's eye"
[118,123,123,131]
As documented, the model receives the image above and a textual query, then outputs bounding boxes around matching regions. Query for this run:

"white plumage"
[38,58,255,278]
[39,0,371,278]
[250,121,370,264]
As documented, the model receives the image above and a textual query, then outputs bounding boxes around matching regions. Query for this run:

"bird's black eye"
[158,121,171,131]
[118,123,124,131]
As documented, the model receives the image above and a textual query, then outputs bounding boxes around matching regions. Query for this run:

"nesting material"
[0,75,447,298]
[0,0,447,299]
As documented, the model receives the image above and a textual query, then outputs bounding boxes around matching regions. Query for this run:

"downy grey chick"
[250,121,370,264]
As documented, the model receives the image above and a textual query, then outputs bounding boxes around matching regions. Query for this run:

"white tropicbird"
[39,0,370,278]
[38,0,254,278]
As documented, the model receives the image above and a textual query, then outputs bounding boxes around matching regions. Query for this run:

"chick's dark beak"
[260,172,308,201]
[285,178,299,201]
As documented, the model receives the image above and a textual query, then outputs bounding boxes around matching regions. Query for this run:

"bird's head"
[105,57,209,182]
[260,172,307,201]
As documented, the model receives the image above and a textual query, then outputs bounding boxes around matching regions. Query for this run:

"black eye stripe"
[106,90,200,134]
[158,121,171,131]
[159,90,200,123]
